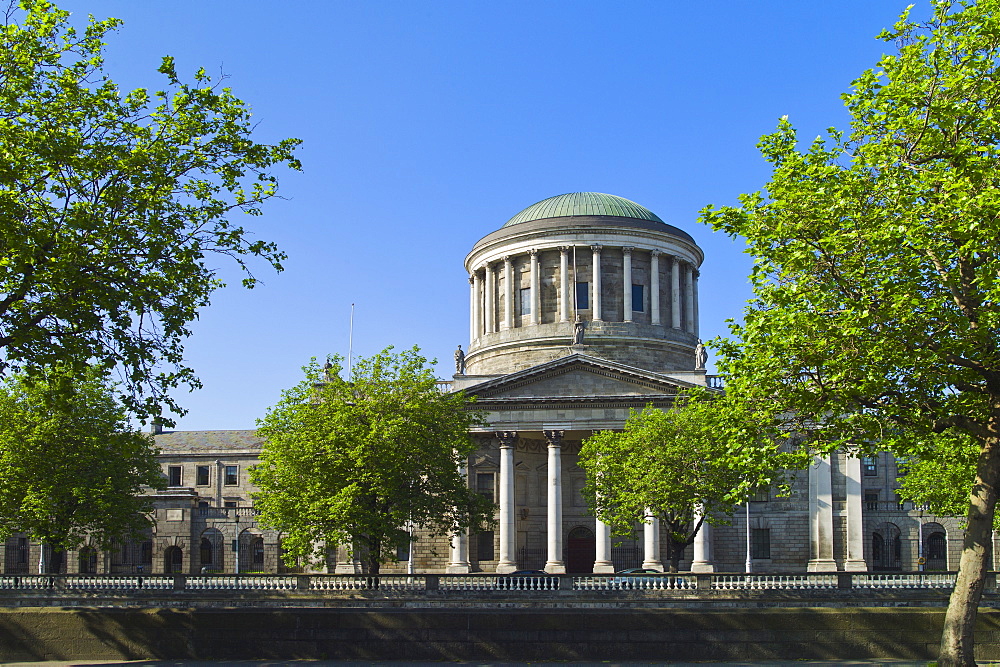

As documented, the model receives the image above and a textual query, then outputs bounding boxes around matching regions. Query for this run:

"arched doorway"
[164,546,183,574]
[566,526,596,573]
[78,546,97,574]
[872,523,901,571]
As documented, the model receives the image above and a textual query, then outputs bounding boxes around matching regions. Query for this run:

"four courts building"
[2,193,962,576]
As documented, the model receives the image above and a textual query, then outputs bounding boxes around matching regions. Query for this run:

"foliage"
[0,367,164,571]
[251,348,494,575]
[0,1,301,421]
[700,1,1000,662]
[579,390,786,572]
[896,431,992,525]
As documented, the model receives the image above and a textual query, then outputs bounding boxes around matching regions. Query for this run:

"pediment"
[463,354,698,401]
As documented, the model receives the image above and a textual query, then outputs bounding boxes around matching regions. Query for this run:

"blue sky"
[56,1,922,431]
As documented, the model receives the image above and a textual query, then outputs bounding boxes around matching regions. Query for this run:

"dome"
[503,192,663,227]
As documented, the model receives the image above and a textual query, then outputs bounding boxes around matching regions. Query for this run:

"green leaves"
[0,1,301,422]
[251,347,493,574]
[0,366,163,556]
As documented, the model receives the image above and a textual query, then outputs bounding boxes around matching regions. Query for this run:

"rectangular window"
[751,528,771,559]
[751,486,769,502]
[895,456,909,476]
[396,538,410,562]
[224,501,237,508]
[476,531,495,561]
[167,466,182,487]
[862,456,878,476]
[476,472,495,502]
[224,465,238,486]
[519,287,531,315]
[575,282,589,310]
[632,284,644,312]
[865,491,879,511]
[196,465,210,486]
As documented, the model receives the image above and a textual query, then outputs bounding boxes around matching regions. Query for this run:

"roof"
[503,192,664,227]
[154,429,263,454]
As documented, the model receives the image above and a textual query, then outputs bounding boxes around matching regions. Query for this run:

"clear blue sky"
[56,0,923,431]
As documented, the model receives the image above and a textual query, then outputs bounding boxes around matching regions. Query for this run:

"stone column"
[692,268,700,338]
[807,454,837,572]
[503,256,514,331]
[671,256,681,329]
[529,248,540,326]
[623,247,633,322]
[650,250,661,325]
[684,263,696,334]
[641,512,663,571]
[559,247,570,323]
[447,457,471,573]
[496,431,518,573]
[691,505,715,572]
[544,430,566,573]
[591,245,603,321]
[844,455,868,571]
[474,271,483,340]
[469,275,477,344]
[484,263,495,334]
[594,517,615,573]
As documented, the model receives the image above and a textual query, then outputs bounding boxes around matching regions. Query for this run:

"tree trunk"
[939,434,1000,666]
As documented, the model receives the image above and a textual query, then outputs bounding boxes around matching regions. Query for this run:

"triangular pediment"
[463,354,699,401]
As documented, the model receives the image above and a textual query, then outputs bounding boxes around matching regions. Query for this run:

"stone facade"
[0,192,968,576]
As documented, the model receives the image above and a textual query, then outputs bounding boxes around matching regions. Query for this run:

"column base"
[495,561,517,574]
[843,559,868,572]
[544,562,567,574]
[334,562,361,574]
[690,561,715,573]
[807,559,838,572]
[641,559,664,572]
[593,561,615,574]
[445,563,471,574]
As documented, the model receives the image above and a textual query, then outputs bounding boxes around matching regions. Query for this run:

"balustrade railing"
[0,571,963,596]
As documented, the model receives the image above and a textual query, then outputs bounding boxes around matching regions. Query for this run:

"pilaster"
[650,249,661,325]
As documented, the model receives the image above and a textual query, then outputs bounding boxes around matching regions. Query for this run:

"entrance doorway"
[164,546,183,574]
[566,526,596,573]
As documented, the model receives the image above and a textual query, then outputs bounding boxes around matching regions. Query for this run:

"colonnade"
[468,246,699,342]
[447,431,715,574]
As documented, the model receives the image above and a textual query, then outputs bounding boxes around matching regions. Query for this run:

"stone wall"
[1,607,997,662]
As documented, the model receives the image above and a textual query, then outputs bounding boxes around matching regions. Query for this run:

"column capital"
[650,248,661,258]
[529,248,539,258]
[622,246,634,256]
[693,268,701,279]
[590,244,602,254]
[469,274,475,285]
[543,430,564,447]
[496,431,518,448]
[502,255,512,264]
[559,245,571,253]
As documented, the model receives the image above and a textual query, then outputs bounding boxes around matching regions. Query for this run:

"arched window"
[253,537,265,565]
[200,538,213,565]
[928,533,947,561]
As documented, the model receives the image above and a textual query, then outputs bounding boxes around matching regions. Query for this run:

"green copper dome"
[503,192,663,227]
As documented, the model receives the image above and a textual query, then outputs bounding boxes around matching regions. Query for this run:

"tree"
[251,348,494,575]
[0,1,301,421]
[701,1,1000,663]
[579,391,785,572]
[0,367,164,572]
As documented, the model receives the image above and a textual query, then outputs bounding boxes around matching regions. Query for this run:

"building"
[0,193,964,575]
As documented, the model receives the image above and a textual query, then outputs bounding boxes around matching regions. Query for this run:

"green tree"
[0,1,300,421]
[251,348,495,575]
[701,2,1000,662]
[0,367,164,573]
[579,391,784,572]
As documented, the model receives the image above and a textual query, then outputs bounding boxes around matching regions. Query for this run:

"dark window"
[168,466,182,487]
[862,456,878,476]
[476,531,495,561]
[224,501,237,508]
[751,486,769,502]
[253,537,265,565]
[865,492,879,510]
[196,466,210,486]
[751,528,770,559]
[476,473,495,502]
[576,282,589,310]
[519,287,531,315]
[632,284,644,312]
[928,533,947,560]
[396,537,410,562]
[200,538,213,565]
[224,465,238,486]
